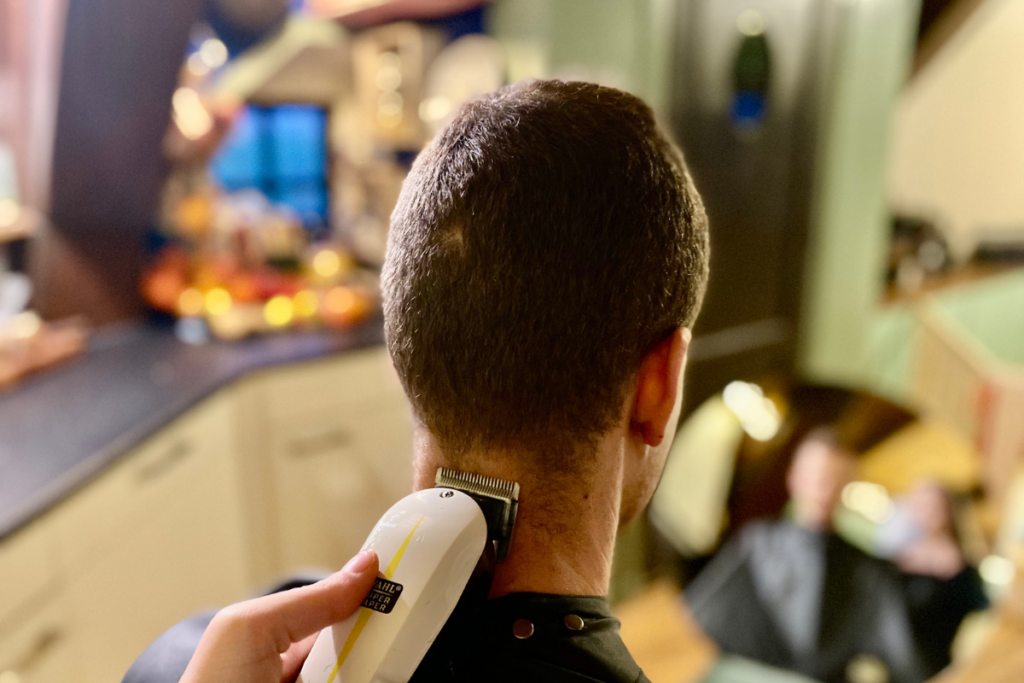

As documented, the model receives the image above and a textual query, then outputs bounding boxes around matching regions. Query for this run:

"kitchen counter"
[0,319,385,541]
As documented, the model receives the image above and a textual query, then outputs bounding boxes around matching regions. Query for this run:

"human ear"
[630,327,690,447]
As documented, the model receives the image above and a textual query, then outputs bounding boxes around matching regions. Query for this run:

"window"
[211,104,330,234]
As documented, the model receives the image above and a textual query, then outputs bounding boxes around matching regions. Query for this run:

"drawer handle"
[288,427,353,458]
[3,626,63,677]
[136,439,192,484]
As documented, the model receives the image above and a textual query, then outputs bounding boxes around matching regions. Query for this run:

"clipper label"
[362,577,403,614]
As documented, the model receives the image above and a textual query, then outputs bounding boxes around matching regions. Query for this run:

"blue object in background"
[203,0,290,58]
[731,91,768,130]
[421,6,486,40]
[211,104,330,235]
[731,29,771,133]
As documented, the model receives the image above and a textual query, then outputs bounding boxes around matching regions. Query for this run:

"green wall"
[799,0,921,389]
[486,0,675,112]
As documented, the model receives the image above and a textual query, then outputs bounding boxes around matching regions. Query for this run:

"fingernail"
[342,550,375,574]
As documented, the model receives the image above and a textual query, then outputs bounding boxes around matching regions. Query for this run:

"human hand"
[179,550,379,683]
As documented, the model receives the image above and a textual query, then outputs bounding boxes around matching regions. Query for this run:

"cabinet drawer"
[53,393,234,571]
[0,521,58,629]
[62,458,248,683]
[268,397,413,573]
[272,400,413,498]
[260,346,402,424]
[0,599,71,683]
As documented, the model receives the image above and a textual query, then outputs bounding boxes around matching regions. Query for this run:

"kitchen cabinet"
[0,344,414,683]
[254,346,414,575]
[54,392,249,683]
[0,517,68,683]
[265,401,413,574]
[0,518,59,630]
[0,600,73,683]
[51,392,242,572]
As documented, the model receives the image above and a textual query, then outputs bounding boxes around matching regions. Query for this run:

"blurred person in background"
[877,481,988,674]
[878,480,968,578]
[685,428,984,683]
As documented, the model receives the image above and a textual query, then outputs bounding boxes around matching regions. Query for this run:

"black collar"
[412,592,649,683]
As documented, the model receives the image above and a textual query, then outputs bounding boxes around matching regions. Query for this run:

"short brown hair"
[383,80,709,468]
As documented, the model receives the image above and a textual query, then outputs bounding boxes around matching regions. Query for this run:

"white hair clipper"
[297,469,519,683]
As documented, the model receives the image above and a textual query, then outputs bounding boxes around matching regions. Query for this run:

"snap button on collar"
[563,614,585,631]
[513,618,534,639]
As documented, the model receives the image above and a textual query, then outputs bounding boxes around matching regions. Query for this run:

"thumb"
[252,550,380,652]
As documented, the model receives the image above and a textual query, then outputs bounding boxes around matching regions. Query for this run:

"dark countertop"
[0,320,385,541]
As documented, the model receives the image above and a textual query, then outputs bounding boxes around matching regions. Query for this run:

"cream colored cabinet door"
[268,403,414,574]
[0,516,69,683]
[0,516,59,635]
[0,600,73,683]
[56,393,249,683]
[261,347,414,575]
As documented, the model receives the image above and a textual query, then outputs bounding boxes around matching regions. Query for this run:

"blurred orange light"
[177,288,205,317]
[325,286,356,316]
[293,290,319,318]
[193,264,221,291]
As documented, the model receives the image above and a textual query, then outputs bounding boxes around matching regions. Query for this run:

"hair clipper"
[297,468,519,683]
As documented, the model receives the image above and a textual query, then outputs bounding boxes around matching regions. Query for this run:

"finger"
[281,632,318,683]
[251,550,379,652]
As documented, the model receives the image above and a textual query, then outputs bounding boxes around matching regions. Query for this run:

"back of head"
[383,80,709,471]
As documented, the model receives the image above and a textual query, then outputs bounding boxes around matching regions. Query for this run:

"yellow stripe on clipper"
[324,608,373,683]
[325,516,424,683]
[384,516,422,579]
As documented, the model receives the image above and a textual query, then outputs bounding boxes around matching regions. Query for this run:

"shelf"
[883,263,1024,305]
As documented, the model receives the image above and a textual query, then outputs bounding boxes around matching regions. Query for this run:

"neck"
[412,436,623,598]
[791,508,834,534]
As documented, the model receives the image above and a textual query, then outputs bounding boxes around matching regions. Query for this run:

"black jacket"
[685,520,987,683]
[123,582,650,683]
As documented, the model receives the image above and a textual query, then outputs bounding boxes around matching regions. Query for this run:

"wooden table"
[615,581,718,683]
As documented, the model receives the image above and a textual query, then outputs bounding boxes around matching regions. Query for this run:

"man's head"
[904,479,953,536]
[383,80,708,513]
[786,427,856,532]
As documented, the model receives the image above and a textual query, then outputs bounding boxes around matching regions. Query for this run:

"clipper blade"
[436,468,520,563]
